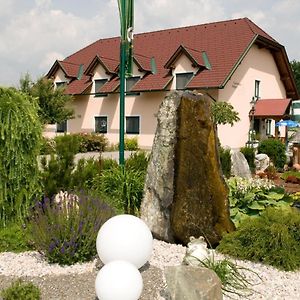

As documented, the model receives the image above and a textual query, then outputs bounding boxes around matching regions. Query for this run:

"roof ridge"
[64,36,120,61]
[243,17,277,42]
[134,17,246,37]
[60,60,81,66]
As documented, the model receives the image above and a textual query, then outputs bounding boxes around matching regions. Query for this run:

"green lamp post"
[118,0,134,165]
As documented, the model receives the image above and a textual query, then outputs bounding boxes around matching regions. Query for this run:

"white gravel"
[0,239,299,299]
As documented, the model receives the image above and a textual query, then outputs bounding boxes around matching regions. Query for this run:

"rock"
[140,91,180,242]
[230,150,252,179]
[255,153,270,173]
[141,91,234,246]
[165,265,222,300]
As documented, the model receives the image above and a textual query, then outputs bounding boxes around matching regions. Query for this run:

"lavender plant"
[28,193,114,265]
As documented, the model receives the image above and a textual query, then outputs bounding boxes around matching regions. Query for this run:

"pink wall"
[50,44,288,150]
[217,44,286,148]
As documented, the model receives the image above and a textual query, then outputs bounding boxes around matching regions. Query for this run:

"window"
[95,116,108,133]
[254,80,260,100]
[126,116,140,134]
[94,79,108,97]
[55,82,66,89]
[56,120,67,133]
[266,119,272,136]
[126,77,140,95]
[176,72,194,90]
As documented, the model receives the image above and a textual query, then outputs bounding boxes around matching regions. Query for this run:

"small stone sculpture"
[183,236,212,266]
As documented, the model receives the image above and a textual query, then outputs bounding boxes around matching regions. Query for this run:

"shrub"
[71,158,103,191]
[124,137,139,151]
[75,133,108,152]
[240,146,255,170]
[227,177,292,227]
[257,139,286,169]
[0,223,32,253]
[95,166,145,215]
[40,135,79,197]
[39,137,55,155]
[1,280,41,300]
[219,146,231,178]
[217,207,300,271]
[0,87,42,227]
[28,193,114,265]
[125,151,149,172]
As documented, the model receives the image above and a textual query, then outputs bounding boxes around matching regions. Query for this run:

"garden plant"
[0,87,42,227]
[1,279,40,300]
[227,176,292,227]
[217,206,300,271]
[28,193,115,265]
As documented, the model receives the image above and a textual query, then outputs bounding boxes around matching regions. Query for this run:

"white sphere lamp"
[95,260,143,300]
[96,214,153,269]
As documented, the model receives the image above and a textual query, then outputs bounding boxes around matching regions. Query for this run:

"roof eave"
[220,34,258,88]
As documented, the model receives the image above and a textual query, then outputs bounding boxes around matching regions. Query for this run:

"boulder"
[165,265,222,300]
[141,91,234,246]
[230,150,252,179]
[255,153,270,173]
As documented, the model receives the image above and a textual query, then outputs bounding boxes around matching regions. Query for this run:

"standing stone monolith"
[140,91,234,246]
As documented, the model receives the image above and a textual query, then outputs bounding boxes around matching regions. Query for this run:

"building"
[46,17,299,149]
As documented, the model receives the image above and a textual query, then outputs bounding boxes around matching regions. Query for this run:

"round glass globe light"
[95,260,143,300]
[96,214,153,269]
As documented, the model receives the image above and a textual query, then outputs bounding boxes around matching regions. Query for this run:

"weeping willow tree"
[0,87,42,227]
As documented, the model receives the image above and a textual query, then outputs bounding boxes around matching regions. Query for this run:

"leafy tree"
[0,87,42,227]
[19,74,74,125]
[290,60,300,95]
[211,101,240,126]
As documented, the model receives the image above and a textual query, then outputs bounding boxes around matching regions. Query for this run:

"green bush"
[219,146,231,178]
[1,280,40,300]
[240,146,255,170]
[40,135,79,197]
[28,193,114,265]
[71,158,103,191]
[0,87,42,227]
[39,137,55,155]
[75,133,108,152]
[125,151,149,172]
[124,137,139,151]
[227,177,292,227]
[95,166,145,215]
[0,223,32,253]
[257,139,286,169]
[217,207,300,271]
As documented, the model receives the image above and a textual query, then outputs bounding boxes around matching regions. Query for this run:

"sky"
[1,0,300,87]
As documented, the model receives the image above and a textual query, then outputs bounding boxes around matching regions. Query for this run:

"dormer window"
[126,76,140,95]
[55,82,67,89]
[176,72,194,90]
[94,79,108,97]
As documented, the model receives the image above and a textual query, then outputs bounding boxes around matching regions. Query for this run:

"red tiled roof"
[164,45,206,69]
[59,61,81,78]
[253,99,291,117]
[65,75,92,95]
[99,77,120,93]
[51,18,284,94]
